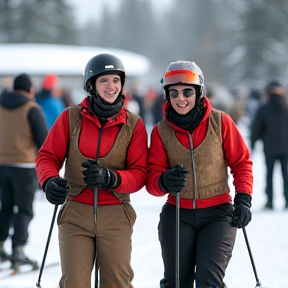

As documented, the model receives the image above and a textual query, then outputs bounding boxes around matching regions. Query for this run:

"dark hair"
[13,73,32,93]
[266,80,283,95]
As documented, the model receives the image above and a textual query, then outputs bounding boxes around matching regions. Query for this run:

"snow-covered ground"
[1,121,288,288]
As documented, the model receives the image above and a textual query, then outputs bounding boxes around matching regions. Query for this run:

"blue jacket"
[36,89,65,129]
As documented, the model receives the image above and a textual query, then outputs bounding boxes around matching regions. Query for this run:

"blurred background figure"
[144,85,159,125]
[250,80,288,210]
[151,89,165,125]
[60,87,75,108]
[0,77,13,94]
[124,80,145,119]
[245,88,263,128]
[206,84,227,112]
[0,73,48,268]
[228,89,246,125]
[35,74,65,129]
[123,84,141,117]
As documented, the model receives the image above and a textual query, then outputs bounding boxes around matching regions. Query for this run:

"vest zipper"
[189,132,198,208]
[96,127,104,161]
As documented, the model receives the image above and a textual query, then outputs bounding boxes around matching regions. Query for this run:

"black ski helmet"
[83,53,126,92]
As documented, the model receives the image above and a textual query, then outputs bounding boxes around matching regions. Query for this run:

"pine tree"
[227,0,288,87]
[0,0,79,44]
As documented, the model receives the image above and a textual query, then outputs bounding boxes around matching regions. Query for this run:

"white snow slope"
[0,122,287,288]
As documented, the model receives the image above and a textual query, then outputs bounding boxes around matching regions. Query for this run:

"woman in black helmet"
[146,61,253,288]
[36,54,148,288]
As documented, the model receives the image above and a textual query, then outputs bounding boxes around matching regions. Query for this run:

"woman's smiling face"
[168,85,197,115]
[95,74,122,103]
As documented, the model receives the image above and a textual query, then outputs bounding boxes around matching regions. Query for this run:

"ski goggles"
[162,70,202,88]
[168,87,196,99]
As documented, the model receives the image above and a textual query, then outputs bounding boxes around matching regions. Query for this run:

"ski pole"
[93,147,100,288]
[36,204,58,288]
[174,163,187,288]
[94,187,98,288]
[175,192,180,288]
[242,226,262,288]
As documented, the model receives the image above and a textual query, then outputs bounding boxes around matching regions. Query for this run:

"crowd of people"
[0,53,287,287]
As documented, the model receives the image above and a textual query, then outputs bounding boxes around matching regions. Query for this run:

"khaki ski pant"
[57,200,136,288]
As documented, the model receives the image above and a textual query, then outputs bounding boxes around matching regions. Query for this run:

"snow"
[1,121,288,288]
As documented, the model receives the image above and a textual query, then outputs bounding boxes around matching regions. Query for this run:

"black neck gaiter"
[90,92,124,119]
[167,103,205,132]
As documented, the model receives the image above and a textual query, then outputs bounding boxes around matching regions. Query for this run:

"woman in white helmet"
[146,61,253,287]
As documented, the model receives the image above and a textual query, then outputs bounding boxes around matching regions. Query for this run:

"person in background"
[125,80,145,119]
[36,54,148,288]
[60,87,75,108]
[0,76,13,94]
[206,84,227,113]
[228,89,245,125]
[35,74,65,129]
[151,90,165,125]
[122,86,141,116]
[0,73,48,270]
[146,61,253,288]
[144,85,160,124]
[245,89,262,129]
[251,80,288,210]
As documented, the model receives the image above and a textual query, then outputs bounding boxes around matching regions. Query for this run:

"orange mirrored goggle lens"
[163,70,201,87]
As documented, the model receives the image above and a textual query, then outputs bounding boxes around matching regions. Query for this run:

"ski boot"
[10,245,39,274]
[0,241,10,262]
[264,200,273,210]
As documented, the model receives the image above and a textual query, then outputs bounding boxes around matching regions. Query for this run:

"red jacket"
[36,97,148,206]
[146,97,253,209]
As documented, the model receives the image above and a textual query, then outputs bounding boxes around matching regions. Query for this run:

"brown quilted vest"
[0,101,39,164]
[157,109,229,200]
[64,106,140,202]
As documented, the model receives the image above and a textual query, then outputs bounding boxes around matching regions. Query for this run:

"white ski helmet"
[161,61,205,99]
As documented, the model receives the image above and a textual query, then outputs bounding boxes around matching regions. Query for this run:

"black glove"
[81,159,118,190]
[231,193,252,228]
[159,164,188,194]
[44,177,69,205]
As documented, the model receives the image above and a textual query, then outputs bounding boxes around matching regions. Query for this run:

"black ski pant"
[0,166,38,248]
[264,153,288,205]
[158,203,236,288]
